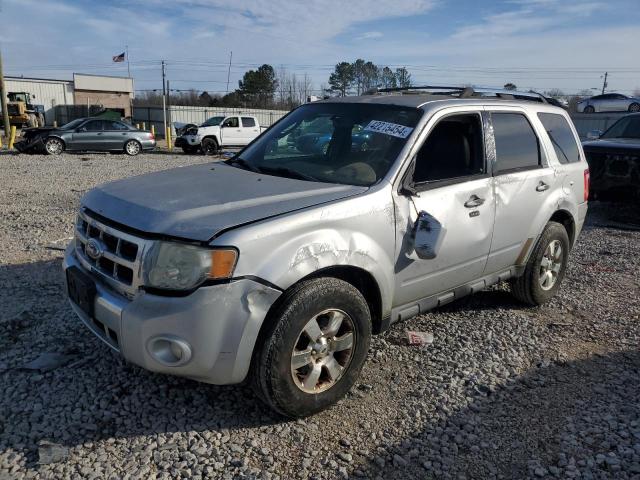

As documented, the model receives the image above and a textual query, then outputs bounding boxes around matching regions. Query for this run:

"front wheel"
[629,103,640,113]
[201,137,219,155]
[252,278,371,418]
[124,140,141,156]
[44,137,64,155]
[583,105,595,114]
[510,221,570,305]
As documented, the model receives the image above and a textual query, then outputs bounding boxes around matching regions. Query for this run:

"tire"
[201,137,219,155]
[37,113,45,127]
[510,221,570,306]
[583,105,595,114]
[44,137,65,155]
[252,277,371,418]
[27,114,38,128]
[629,103,640,113]
[124,139,141,156]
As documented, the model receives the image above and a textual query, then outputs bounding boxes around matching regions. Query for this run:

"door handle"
[536,181,550,192]
[464,195,485,208]
[97,132,103,136]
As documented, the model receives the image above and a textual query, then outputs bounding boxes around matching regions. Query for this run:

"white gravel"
[0,151,639,479]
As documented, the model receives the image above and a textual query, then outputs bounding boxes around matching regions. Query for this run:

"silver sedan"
[577,93,640,114]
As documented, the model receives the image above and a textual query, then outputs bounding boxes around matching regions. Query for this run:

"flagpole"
[126,45,131,77]
[126,45,133,123]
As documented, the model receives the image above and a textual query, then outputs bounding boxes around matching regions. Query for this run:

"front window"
[230,103,422,186]
[201,116,225,127]
[601,116,640,139]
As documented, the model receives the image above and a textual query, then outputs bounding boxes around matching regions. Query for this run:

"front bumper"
[63,243,281,384]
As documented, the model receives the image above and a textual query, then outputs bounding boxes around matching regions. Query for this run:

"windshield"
[60,119,85,130]
[230,103,422,186]
[201,116,225,127]
[601,116,640,139]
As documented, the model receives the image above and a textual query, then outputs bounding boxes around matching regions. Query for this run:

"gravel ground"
[0,151,639,480]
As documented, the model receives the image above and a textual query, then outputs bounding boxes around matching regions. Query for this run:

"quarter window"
[241,117,256,128]
[537,113,581,164]
[492,113,540,173]
[413,114,485,183]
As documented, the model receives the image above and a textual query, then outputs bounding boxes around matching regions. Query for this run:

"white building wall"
[5,77,73,125]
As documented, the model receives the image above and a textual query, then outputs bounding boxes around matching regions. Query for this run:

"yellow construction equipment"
[5,92,45,128]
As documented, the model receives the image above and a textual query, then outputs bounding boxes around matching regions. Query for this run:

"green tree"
[380,67,397,89]
[328,62,355,96]
[504,82,517,91]
[395,67,412,88]
[237,64,278,108]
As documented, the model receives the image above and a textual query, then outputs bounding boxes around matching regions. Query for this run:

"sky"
[1,0,639,96]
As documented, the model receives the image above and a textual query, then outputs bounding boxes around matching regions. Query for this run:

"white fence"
[133,105,290,136]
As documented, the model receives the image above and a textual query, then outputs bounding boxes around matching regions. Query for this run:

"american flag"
[112,52,125,63]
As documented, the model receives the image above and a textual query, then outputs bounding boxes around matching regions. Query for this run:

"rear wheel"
[252,278,371,418]
[629,103,640,113]
[27,114,38,128]
[510,221,570,305]
[124,139,141,156]
[583,105,595,114]
[44,137,64,155]
[201,137,219,155]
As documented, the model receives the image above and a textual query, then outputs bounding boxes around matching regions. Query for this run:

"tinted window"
[241,117,256,128]
[105,121,129,131]
[83,120,103,132]
[492,113,540,172]
[414,114,485,183]
[601,116,640,139]
[537,113,580,164]
[222,117,239,128]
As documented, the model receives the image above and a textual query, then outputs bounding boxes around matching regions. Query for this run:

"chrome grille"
[74,209,152,297]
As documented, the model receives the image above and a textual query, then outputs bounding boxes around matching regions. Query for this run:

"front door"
[484,110,557,273]
[71,120,104,150]
[220,116,243,146]
[394,111,495,307]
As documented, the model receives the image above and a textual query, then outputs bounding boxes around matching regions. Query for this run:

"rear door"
[102,121,131,150]
[71,120,104,150]
[241,116,260,143]
[484,110,557,273]
[220,116,243,146]
[394,109,495,306]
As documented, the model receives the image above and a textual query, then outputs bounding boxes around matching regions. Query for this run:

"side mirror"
[412,211,445,260]
[586,129,602,140]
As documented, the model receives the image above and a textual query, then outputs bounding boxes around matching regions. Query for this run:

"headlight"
[143,242,238,290]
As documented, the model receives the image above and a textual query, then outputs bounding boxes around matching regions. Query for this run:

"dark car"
[582,113,640,198]
[15,118,156,156]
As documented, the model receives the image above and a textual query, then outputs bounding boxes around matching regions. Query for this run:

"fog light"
[147,336,192,366]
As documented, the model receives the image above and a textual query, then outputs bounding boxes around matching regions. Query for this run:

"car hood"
[582,138,640,151]
[81,162,368,242]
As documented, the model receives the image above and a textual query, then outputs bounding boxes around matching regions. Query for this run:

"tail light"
[583,168,590,201]
[149,132,155,140]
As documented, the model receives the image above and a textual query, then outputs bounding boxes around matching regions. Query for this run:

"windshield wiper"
[257,166,318,182]
[225,157,261,173]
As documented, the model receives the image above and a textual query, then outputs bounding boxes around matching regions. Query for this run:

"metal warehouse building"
[5,74,134,125]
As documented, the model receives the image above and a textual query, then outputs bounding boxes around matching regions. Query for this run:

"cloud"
[356,31,384,40]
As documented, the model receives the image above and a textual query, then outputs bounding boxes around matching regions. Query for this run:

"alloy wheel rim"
[539,239,563,290]
[290,309,355,394]
[47,139,62,154]
[127,142,140,155]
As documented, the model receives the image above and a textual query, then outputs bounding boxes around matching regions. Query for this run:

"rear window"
[537,113,581,164]
[241,117,256,128]
[492,113,540,173]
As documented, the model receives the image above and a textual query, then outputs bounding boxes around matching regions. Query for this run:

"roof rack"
[369,85,549,104]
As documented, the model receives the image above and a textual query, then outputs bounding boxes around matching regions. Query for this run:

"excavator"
[5,92,45,127]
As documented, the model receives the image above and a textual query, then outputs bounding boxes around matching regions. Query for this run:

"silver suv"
[63,87,589,417]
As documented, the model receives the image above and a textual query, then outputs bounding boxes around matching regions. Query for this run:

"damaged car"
[15,117,155,156]
[583,113,640,199]
[63,87,589,417]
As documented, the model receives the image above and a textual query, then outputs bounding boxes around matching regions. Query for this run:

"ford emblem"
[86,238,104,260]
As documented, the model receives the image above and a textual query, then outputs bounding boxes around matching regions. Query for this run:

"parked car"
[577,93,640,114]
[582,113,640,198]
[15,117,155,155]
[174,115,265,154]
[63,89,588,417]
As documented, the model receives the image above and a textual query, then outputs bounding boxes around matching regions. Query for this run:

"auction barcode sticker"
[364,120,414,139]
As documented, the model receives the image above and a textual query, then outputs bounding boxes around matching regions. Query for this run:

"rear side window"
[492,113,540,173]
[241,117,256,128]
[538,113,581,164]
[105,121,129,131]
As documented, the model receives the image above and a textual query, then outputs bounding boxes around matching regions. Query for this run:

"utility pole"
[166,80,171,133]
[0,48,10,139]
[226,51,233,94]
[601,72,608,95]
[161,60,167,139]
